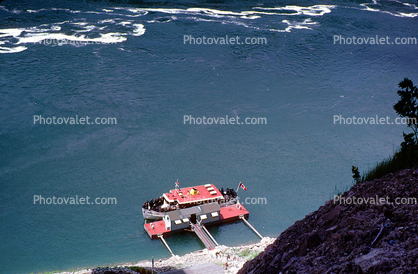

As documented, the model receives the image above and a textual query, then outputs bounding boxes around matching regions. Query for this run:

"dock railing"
[191,223,215,250]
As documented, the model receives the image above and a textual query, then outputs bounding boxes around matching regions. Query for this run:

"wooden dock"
[144,203,249,239]
[143,203,260,256]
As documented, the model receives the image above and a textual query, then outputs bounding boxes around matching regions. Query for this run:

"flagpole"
[236,182,241,193]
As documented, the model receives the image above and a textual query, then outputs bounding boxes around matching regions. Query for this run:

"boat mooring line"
[240,216,263,239]
[158,235,175,256]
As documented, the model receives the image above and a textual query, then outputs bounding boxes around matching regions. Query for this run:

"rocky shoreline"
[239,167,418,273]
[56,237,275,274]
[56,167,418,274]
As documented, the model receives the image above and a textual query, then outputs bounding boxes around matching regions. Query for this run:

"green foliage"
[351,166,361,183]
[247,251,260,261]
[238,248,260,261]
[401,132,416,150]
[239,249,252,257]
[393,78,418,142]
[362,78,418,182]
[363,145,418,182]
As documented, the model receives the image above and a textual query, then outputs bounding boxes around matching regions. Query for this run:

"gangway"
[191,223,215,250]
[201,224,219,246]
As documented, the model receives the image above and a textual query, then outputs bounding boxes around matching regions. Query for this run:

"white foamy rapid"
[253,5,336,16]
[0,4,339,54]
[359,0,418,18]
[113,5,336,33]
[2,1,415,54]
[0,45,27,53]
[0,7,147,54]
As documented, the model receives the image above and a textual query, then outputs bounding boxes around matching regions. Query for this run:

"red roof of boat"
[163,184,224,205]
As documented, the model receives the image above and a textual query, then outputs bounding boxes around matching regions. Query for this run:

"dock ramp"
[191,223,216,250]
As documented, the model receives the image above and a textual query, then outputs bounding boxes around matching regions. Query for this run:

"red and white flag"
[238,182,247,191]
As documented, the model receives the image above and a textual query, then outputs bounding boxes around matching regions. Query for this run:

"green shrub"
[363,145,418,182]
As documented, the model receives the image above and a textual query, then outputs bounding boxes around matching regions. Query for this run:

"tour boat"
[142,181,238,221]
[143,181,259,252]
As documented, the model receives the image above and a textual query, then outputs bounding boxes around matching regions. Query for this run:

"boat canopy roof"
[163,184,224,205]
[167,203,221,221]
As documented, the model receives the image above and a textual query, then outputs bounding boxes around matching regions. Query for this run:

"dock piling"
[240,215,263,239]
[158,235,175,256]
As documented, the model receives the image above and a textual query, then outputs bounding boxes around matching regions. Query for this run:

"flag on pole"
[175,179,179,189]
[238,182,247,191]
